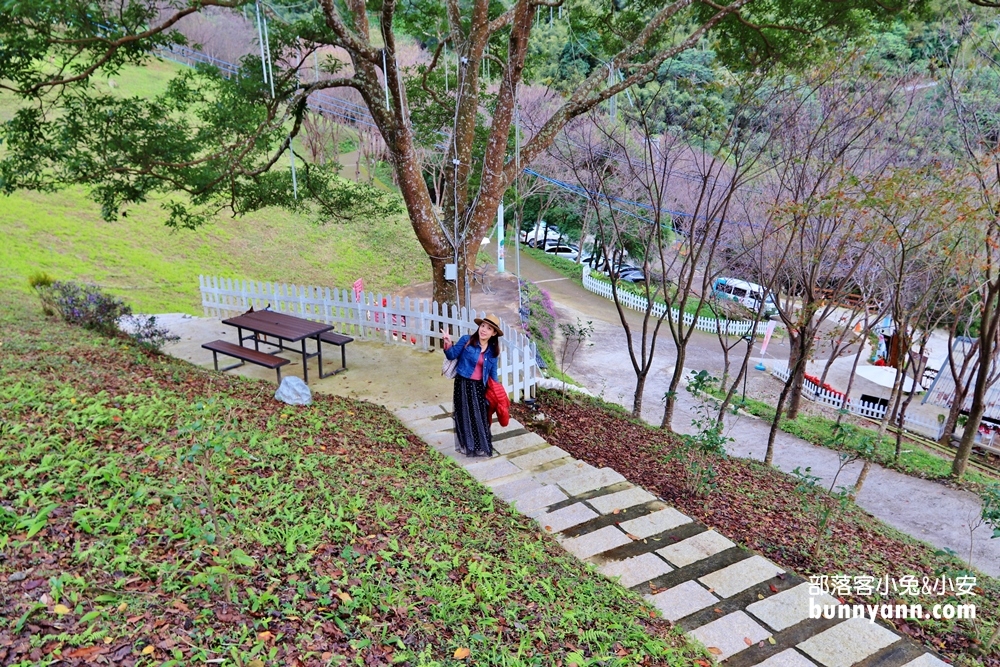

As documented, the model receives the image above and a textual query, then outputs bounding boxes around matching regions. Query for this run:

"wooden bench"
[202,340,290,381]
[318,331,354,378]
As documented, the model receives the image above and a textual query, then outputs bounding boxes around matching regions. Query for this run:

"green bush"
[29,271,57,315]
[27,270,54,289]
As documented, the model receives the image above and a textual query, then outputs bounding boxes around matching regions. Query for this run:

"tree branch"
[317,0,379,62]
[13,0,243,95]
[421,41,452,112]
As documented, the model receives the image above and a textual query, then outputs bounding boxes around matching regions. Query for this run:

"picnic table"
[217,310,346,383]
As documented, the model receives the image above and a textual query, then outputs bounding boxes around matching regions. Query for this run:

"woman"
[442,314,503,457]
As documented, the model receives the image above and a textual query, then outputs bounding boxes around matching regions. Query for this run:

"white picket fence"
[199,276,538,401]
[770,364,946,441]
[581,267,767,337]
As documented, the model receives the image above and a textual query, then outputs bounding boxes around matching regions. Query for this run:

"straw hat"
[474,313,503,336]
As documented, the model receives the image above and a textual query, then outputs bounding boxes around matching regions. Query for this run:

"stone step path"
[394,402,953,667]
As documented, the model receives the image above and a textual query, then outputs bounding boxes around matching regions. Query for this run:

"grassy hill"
[0,293,700,665]
[0,60,426,314]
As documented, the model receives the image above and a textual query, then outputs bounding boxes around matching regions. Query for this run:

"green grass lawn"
[0,187,425,314]
[0,293,701,665]
[0,60,427,314]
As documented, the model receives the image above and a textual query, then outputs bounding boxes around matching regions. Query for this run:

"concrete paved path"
[394,403,952,667]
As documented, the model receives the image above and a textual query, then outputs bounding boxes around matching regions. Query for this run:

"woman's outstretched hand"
[442,332,451,349]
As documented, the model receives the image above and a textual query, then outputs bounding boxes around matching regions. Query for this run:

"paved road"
[516,253,1000,577]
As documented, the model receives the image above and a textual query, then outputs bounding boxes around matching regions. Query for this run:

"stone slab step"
[404,401,951,667]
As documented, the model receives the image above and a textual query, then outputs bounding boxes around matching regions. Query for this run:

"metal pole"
[255,1,267,84]
[497,200,505,273]
[515,110,522,315]
[608,65,616,120]
[382,50,390,108]
[262,8,275,99]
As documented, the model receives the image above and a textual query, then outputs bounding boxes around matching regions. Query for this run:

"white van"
[711,277,778,317]
[520,221,562,247]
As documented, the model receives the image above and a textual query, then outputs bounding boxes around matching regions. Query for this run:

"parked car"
[589,256,647,283]
[521,223,562,247]
[614,267,647,283]
[584,254,620,272]
[544,244,590,262]
[587,254,638,276]
[524,238,562,252]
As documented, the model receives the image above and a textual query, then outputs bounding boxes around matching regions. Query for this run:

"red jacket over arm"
[485,378,510,427]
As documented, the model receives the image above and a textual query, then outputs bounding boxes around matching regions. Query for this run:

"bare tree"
[734,57,909,463]
[174,6,258,63]
[865,166,959,441]
[853,174,966,493]
[357,125,388,184]
[945,26,1000,477]
[554,110,674,416]
[656,73,786,430]
[936,309,1000,446]
[301,111,344,166]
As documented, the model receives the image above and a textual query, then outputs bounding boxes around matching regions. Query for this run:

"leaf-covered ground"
[0,296,702,666]
[511,392,999,667]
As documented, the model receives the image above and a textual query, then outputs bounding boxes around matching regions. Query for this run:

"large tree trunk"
[954,368,991,478]
[767,336,810,463]
[392,144,458,306]
[939,323,979,445]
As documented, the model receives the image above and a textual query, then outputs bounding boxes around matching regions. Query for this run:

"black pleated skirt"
[453,375,493,457]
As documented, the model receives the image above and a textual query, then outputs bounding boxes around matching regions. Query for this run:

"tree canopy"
[1,0,924,304]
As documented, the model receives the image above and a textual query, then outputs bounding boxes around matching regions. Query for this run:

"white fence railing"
[770,364,946,441]
[199,276,537,401]
[581,267,769,337]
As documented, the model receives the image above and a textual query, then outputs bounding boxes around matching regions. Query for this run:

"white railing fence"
[199,276,537,401]
[769,364,946,441]
[581,267,770,337]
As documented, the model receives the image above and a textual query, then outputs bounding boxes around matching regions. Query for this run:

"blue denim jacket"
[445,335,498,386]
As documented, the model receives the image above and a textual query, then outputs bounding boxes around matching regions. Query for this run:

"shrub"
[122,314,181,351]
[48,281,129,335]
[29,271,58,315]
[27,271,55,289]
[519,280,559,373]
[43,281,179,351]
